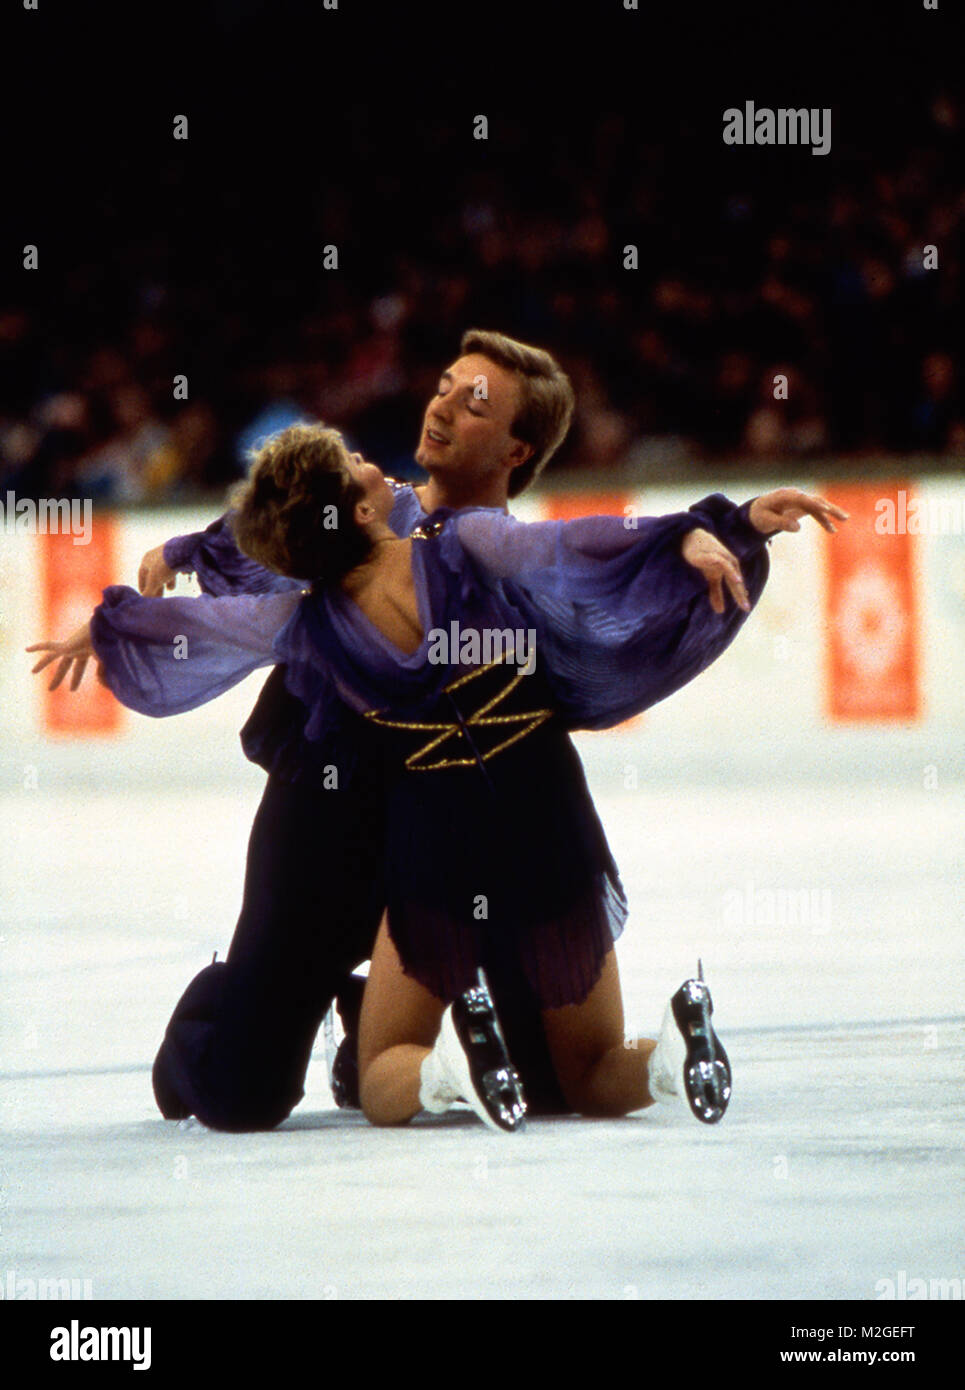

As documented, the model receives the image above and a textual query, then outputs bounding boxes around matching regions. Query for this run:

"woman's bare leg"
[357,914,446,1126]
[542,947,658,1117]
[359,924,658,1123]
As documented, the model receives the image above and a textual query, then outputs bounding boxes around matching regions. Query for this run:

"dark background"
[3,0,962,501]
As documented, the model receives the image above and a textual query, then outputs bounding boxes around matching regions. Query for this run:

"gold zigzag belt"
[363,655,553,772]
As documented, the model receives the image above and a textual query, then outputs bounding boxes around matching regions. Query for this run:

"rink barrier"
[4,478,964,744]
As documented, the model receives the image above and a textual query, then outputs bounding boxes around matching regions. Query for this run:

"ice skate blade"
[683,1056,732,1124]
[481,1066,527,1132]
[452,975,527,1133]
[671,977,732,1125]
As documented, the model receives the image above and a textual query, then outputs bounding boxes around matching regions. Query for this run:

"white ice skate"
[647,960,732,1124]
[419,970,527,1133]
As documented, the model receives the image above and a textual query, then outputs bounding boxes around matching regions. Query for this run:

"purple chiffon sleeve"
[90,585,304,716]
[161,483,423,597]
[453,493,772,728]
[162,513,305,596]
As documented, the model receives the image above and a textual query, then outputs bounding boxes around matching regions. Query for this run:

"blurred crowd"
[3,92,962,503]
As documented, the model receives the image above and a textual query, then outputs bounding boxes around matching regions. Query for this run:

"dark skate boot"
[419,970,527,1133]
[648,960,731,1124]
[324,973,367,1110]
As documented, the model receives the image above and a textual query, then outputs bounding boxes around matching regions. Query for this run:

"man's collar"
[413,484,509,516]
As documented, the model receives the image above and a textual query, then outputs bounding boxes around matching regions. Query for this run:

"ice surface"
[2,732,962,1300]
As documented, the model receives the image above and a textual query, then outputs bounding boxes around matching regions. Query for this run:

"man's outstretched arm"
[683,488,848,611]
[140,478,425,598]
[140,512,306,598]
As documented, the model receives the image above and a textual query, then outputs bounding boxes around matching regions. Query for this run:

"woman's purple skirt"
[366,659,628,1010]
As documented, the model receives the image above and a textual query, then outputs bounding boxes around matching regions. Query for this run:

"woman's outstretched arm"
[28,587,304,716]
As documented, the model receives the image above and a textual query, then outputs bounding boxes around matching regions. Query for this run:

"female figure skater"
[30,423,846,1133]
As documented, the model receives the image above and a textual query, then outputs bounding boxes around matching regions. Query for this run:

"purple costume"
[91,487,771,1008]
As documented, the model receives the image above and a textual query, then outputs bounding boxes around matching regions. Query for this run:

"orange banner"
[544,492,634,523]
[823,482,920,721]
[41,517,123,734]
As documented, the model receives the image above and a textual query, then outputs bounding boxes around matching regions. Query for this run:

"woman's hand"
[26,622,98,692]
[748,488,849,536]
[681,527,750,615]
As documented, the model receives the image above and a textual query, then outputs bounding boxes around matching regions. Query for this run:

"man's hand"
[681,527,750,615]
[138,545,177,596]
[748,488,849,536]
[26,622,98,692]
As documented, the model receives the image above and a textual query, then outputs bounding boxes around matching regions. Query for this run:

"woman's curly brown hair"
[228,422,374,585]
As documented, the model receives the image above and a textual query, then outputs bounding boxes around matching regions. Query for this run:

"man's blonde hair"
[459,329,575,497]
